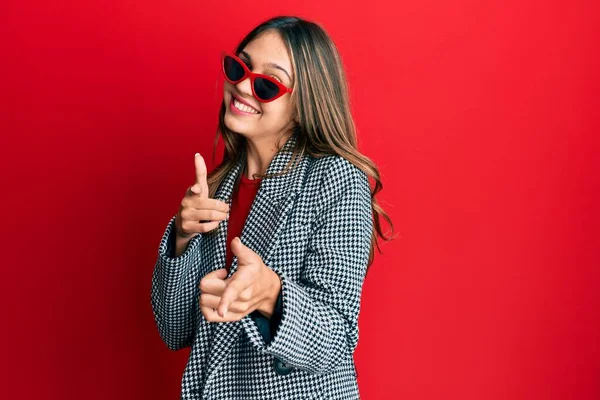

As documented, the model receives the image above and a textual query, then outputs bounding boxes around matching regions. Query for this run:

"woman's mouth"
[230,95,260,115]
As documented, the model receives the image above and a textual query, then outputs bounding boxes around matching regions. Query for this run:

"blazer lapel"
[203,133,307,385]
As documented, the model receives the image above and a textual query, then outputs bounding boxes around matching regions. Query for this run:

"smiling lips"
[230,94,260,115]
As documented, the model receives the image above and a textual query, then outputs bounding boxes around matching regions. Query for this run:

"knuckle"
[239,291,251,302]
[239,302,250,313]
[201,297,210,308]
[199,280,208,292]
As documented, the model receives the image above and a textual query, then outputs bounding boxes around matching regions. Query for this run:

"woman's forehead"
[242,32,291,71]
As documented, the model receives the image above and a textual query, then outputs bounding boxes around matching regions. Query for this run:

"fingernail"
[195,152,199,157]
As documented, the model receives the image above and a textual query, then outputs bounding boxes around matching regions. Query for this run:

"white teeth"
[233,98,259,114]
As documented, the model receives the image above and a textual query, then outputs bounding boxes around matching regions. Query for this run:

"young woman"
[151,15,394,400]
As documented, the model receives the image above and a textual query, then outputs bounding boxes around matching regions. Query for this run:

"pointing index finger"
[218,275,249,318]
[193,153,209,198]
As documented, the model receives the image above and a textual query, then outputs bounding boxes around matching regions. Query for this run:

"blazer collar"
[204,132,308,386]
[211,132,305,275]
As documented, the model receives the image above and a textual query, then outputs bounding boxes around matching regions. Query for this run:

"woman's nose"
[235,77,253,97]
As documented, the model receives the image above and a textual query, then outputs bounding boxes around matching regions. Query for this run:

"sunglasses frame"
[221,51,293,103]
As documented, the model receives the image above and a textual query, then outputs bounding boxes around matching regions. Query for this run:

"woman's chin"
[224,114,251,134]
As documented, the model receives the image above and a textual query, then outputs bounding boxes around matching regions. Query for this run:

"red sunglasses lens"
[223,55,282,101]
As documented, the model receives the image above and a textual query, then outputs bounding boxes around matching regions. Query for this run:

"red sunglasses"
[221,51,293,103]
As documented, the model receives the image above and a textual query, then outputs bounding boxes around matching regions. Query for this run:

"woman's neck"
[245,132,293,178]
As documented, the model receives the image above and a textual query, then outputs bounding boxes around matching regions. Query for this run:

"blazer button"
[273,357,294,375]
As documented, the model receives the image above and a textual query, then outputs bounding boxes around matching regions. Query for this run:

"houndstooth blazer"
[151,133,374,399]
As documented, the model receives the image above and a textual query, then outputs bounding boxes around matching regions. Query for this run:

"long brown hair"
[207,16,396,271]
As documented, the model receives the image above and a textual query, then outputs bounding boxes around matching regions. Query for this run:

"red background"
[1,1,598,399]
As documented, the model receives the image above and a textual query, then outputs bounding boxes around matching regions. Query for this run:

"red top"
[225,172,262,272]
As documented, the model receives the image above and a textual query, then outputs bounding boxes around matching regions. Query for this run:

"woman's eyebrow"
[240,50,292,82]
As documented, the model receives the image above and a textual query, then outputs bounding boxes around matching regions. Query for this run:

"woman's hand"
[175,153,230,239]
[199,237,282,322]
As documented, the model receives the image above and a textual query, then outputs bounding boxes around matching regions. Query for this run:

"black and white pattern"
[151,133,374,399]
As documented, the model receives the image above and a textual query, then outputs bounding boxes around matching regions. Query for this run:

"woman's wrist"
[174,234,194,257]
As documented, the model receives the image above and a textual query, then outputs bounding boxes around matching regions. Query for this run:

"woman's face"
[223,31,295,141]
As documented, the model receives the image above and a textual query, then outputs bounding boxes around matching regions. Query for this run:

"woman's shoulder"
[306,154,369,189]
[298,154,371,227]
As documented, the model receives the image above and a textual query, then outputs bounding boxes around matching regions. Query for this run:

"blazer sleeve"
[150,215,204,351]
[248,289,284,344]
[249,159,373,374]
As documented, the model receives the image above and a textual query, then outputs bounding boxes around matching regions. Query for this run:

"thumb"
[231,237,256,263]
[191,153,209,198]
